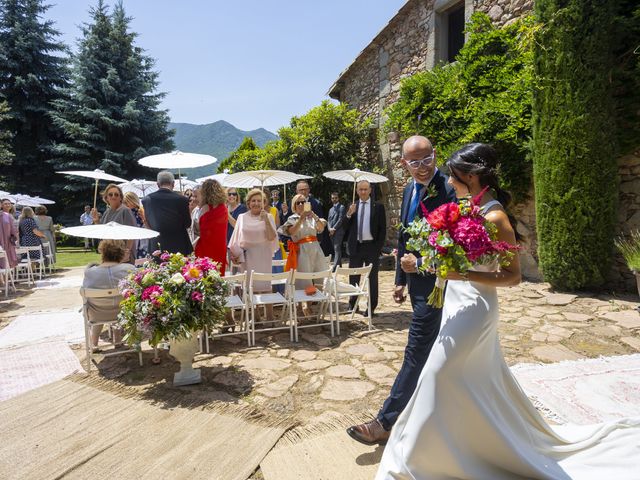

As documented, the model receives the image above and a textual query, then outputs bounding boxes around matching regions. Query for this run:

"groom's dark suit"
[377,169,456,430]
[142,188,193,255]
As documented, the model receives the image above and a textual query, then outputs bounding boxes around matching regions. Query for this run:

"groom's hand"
[401,253,418,273]
[393,285,406,304]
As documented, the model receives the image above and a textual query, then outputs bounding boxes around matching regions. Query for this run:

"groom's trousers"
[377,272,443,430]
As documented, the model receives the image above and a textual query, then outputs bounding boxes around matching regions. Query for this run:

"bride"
[376,143,640,479]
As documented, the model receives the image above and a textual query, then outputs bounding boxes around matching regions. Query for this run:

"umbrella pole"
[352,180,357,204]
[93,179,99,210]
[284,184,287,205]
[178,168,183,193]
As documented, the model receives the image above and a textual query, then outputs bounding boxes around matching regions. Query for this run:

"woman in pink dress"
[0,198,18,269]
[228,189,279,321]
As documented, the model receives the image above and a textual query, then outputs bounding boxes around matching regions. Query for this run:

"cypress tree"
[0,0,68,196]
[532,0,618,290]
[51,1,173,213]
[0,100,13,174]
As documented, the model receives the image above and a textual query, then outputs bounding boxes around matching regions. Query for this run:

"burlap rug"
[0,376,287,479]
[260,414,383,480]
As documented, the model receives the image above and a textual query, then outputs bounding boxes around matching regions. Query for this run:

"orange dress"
[195,203,228,276]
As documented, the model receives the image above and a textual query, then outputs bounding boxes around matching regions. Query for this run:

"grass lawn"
[56,246,100,268]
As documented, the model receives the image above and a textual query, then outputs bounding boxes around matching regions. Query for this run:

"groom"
[347,135,456,445]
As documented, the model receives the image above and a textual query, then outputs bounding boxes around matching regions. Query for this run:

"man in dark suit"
[344,180,386,317]
[142,170,193,255]
[327,192,346,270]
[347,135,456,445]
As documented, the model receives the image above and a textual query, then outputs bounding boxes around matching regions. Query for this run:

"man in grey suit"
[142,171,193,255]
[327,192,346,270]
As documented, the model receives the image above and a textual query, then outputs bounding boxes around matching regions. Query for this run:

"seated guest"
[18,207,45,260]
[35,206,56,263]
[0,198,18,269]
[194,179,228,275]
[228,189,279,322]
[82,240,135,350]
[280,194,328,288]
[91,184,137,262]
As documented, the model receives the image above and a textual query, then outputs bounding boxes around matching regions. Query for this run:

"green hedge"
[385,13,536,202]
[532,0,618,290]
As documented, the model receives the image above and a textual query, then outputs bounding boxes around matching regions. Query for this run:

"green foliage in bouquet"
[385,13,536,203]
[532,0,618,290]
[615,231,640,272]
[118,252,229,346]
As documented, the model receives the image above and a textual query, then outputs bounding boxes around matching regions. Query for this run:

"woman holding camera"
[280,194,328,288]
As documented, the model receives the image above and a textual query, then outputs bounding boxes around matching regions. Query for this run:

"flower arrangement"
[404,188,519,307]
[118,251,230,346]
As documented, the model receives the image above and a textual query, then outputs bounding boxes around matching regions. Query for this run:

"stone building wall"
[329,0,637,291]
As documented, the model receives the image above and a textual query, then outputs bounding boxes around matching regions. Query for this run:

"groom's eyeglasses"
[405,153,435,169]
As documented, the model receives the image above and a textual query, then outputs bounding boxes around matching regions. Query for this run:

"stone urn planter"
[169,334,201,386]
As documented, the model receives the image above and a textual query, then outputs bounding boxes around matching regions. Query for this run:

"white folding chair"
[0,248,16,298]
[248,270,292,346]
[14,247,34,285]
[41,242,55,274]
[204,272,250,350]
[330,264,373,334]
[80,287,143,372]
[289,269,335,341]
[21,245,44,280]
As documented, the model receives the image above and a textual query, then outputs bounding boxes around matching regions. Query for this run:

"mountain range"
[168,120,278,179]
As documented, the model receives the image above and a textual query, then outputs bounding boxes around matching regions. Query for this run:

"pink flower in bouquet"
[428,231,448,255]
[450,216,493,261]
[160,252,171,262]
[141,285,163,301]
[182,264,203,281]
[122,288,134,299]
[191,291,204,302]
[426,202,460,230]
[195,257,216,273]
[133,272,144,284]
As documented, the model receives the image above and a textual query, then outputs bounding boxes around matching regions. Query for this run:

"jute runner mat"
[260,414,382,480]
[0,377,286,480]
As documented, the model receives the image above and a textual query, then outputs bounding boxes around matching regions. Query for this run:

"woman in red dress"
[194,179,228,276]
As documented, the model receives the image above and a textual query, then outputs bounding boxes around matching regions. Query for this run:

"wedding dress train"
[376,203,640,479]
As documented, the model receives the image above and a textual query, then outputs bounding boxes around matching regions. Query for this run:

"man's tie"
[407,183,424,223]
[358,201,366,242]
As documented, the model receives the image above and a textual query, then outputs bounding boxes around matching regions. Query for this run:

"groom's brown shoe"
[346,419,390,445]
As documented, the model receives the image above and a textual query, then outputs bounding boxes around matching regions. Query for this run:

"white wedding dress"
[376,201,640,480]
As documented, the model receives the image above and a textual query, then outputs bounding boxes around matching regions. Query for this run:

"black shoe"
[362,309,376,318]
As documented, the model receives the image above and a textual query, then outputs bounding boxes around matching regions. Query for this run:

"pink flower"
[182,264,203,281]
[141,285,163,301]
[191,291,204,302]
[160,252,171,261]
[450,217,493,261]
[122,289,134,299]
[134,272,143,284]
[195,257,216,273]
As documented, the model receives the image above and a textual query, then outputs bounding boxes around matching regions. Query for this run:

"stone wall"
[330,0,636,291]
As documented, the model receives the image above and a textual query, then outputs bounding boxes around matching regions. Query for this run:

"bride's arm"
[446,209,521,287]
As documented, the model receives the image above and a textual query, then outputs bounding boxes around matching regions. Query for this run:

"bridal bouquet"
[118,251,229,346]
[404,189,518,307]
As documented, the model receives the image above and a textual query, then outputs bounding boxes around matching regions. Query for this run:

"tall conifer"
[0,0,68,195]
[51,1,173,211]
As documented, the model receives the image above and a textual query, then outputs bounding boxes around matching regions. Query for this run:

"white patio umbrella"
[323,168,389,203]
[172,177,198,192]
[196,169,230,184]
[223,170,312,205]
[60,222,160,240]
[137,151,217,192]
[57,169,128,209]
[118,179,158,198]
[9,194,56,207]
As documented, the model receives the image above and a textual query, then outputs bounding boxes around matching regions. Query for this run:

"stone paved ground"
[2,268,640,429]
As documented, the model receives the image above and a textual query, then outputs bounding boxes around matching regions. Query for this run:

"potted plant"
[615,230,640,297]
[118,251,229,386]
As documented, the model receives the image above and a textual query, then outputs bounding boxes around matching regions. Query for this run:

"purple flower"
[191,291,204,302]
[141,285,163,301]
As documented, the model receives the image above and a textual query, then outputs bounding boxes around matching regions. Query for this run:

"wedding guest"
[80,205,94,250]
[91,184,136,263]
[35,205,56,263]
[293,180,332,256]
[0,198,18,268]
[327,192,346,270]
[18,207,45,260]
[194,179,228,275]
[280,194,328,288]
[123,192,147,259]
[189,186,201,243]
[226,187,247,245]
[143,171,192,255]
[82,239,135,349]
[228,189,279,322]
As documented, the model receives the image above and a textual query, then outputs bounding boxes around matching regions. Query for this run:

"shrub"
[616,231,640,272]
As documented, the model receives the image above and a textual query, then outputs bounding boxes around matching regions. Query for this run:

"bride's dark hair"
[446,143,520,239]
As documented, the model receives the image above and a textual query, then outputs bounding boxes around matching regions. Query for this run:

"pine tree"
[0,100,13,175]
[51,1,174,212]
[0,0,68,196]
[532,0,618,290]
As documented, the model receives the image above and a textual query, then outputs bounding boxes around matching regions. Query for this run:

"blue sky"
[46,0,407,133]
